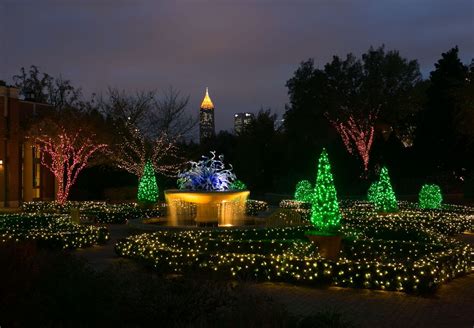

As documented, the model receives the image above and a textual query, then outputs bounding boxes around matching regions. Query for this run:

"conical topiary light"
[137,160,158,204]
[310,149,342,232]
[373,166,398,212]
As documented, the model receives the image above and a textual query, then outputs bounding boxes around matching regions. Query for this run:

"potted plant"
[305,149,343,261]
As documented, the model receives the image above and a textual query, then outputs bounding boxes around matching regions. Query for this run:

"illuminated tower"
[199,87,215,142]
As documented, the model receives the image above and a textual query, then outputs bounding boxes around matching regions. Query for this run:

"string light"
[419,184,443,209]
[21,201,162,224]
[370,167,398,213]
[0,213,109,249]
[115,200,473,294]
[326,113,377,172]
[35,128,107,204]
[230,180,247,191]
[113,123,183,178]
[137,160,159,204]
[294,180,314,203]
[310,149,342,231]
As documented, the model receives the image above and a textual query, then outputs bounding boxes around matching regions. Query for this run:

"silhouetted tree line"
[10,45,474,200]
[196,46,474,198]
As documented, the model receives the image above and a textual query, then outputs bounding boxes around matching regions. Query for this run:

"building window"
[33,146,41,189]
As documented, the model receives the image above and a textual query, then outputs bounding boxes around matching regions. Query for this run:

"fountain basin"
[164,189,250,226]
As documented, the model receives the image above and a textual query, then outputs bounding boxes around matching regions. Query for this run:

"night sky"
[1,0,473,139]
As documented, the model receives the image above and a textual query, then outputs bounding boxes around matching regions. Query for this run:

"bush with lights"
[419,184,443,209]
[115,212,472,293]
[279,200,312,221]
[21,201,162,225]
[245,199,268,216]
[369,167,398,213]
[294,180,314,203]
[0,213,109,249]
[230,179,247,191]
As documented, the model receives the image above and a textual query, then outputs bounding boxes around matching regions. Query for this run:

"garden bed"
[115,201,473,293]
[0,213,109,249]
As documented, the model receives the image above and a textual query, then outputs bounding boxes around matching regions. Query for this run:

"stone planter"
[305,233,343,261]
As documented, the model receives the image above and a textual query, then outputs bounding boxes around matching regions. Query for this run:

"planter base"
[306,234,342,261]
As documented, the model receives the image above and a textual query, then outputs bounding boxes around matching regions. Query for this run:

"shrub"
[231,179,247,190]
[419,184,443,209]
[246,199,268,216]
[370,167,398,213]
[0,213,108,249]
[294,180,313,203]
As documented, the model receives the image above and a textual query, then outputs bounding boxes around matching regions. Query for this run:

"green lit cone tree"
[310,149,342,232]
[307,149,343,260]
[367,181,379,204]
[373,166,398,212]
[137,160,159,205]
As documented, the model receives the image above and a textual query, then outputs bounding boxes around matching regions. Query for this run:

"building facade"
[199,88,215,142]
[234,112,254,134]
[0,86,55,207]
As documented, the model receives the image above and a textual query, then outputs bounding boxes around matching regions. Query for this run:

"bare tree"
[148,86,197,138]
[98,86,193,176]
[96,87,155,129]
[13,65,82,109]
[112,122,183,178]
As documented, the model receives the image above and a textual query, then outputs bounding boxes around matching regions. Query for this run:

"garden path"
[74,224,134,270]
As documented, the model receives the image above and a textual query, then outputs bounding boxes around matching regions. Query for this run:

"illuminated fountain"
[164,152,250,227]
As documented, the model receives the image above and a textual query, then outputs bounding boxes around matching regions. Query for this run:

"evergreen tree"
[294,180,313,203]
[311,149,342,231]
[373,167,398,212]
[137,160,158,204]
[415,47,469,172]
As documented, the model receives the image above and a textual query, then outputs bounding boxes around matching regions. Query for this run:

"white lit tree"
[112,122,183,178]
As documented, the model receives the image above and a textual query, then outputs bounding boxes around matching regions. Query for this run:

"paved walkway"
[74,224,133,270]
[253,275,474,327]
[75,225,474,327]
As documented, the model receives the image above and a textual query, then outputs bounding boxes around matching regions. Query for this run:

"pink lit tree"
[35,128,107,204]
[319,47,421,172]
[326,112,378,172]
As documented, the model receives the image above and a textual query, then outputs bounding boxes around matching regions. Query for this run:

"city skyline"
[1,0,473,137]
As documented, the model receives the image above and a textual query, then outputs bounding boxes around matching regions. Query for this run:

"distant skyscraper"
[199,87,215,142]
[234,112,254,134]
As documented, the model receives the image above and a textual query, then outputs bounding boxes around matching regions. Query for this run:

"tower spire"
[200,87,214,110]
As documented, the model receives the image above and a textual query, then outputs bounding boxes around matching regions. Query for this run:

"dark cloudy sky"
[1,0,473,139]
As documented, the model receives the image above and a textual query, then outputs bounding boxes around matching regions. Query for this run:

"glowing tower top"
[199,87,215,142]
[200,87,214,110]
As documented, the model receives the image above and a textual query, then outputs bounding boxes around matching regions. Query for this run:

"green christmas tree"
[419,184,442,209]
[311,149,342,232]
[373,166,398,212]
[367,181,379,204]
[137,160,158,204]
[294,180,313,203]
